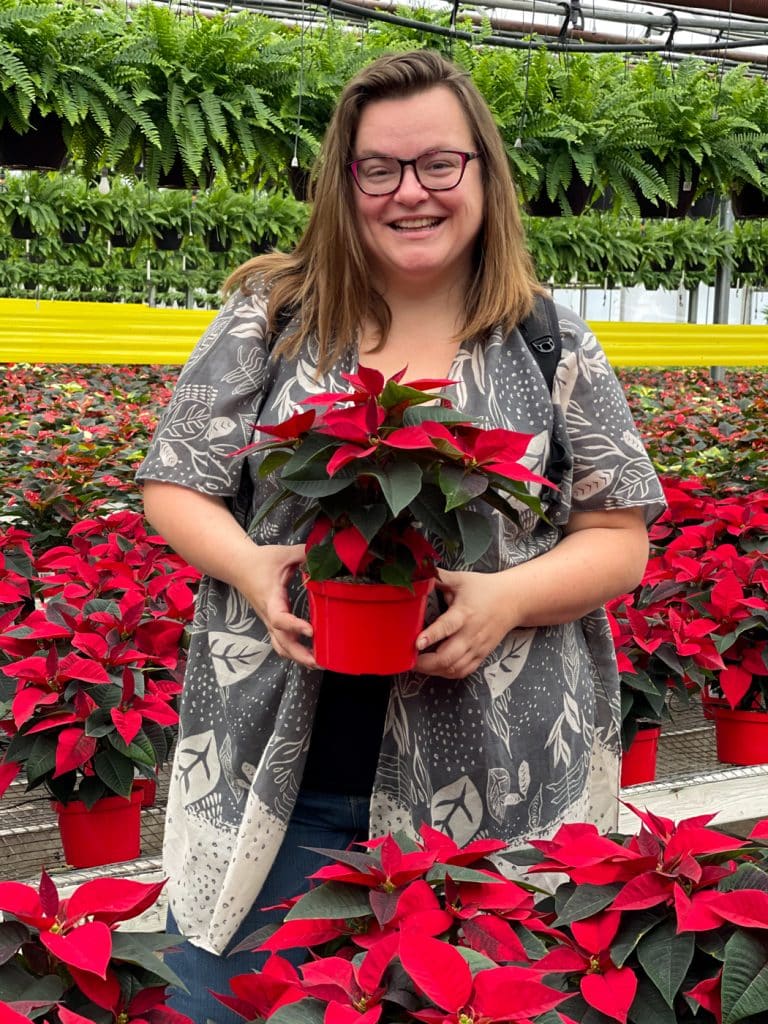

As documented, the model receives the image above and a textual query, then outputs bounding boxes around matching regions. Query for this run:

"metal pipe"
[641,0,768,18]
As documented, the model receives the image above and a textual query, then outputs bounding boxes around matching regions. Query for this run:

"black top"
[301,671,391,796]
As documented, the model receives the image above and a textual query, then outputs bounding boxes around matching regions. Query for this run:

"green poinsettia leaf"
[349,503,388,544]
[109,729,157,766]
[380,381,446,410]
[93,746,135,796]
[455,508,492,566]
[110,932,189,991]
[285,882,372,921]
[365,461,422,517]
[85,707,116,738]
[612,908,668,967]
[637,917,695,1008]
[258,449,292,477]
[380,561,416,589]
[553,883,621,926]
[403,405,470,426]
[722,929,768,1024]
[426,863,505,885]
[518,923,550,961]
[410,490,462,545]
[25,734,57,785]
[86,682,123,711]
[0,961,64,1003]
[438,464,489,512]
[281,471,354,499]
[629,974,678,1024]
[456,946,498,974]
[269,998,326,1024]
[719,862,768,893]
[75,774,107,808]
[281,433,338,476]
[305,539,342,580]
[0,920,30,965]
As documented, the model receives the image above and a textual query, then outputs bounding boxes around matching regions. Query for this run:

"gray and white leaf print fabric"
[137,285,665,954]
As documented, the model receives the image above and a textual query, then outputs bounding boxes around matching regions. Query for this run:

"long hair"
[224,49,541,373]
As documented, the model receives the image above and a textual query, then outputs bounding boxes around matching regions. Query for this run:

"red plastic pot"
[52,789,142,868]
[713,706,768,766]
[620,725,661,787]
[305,577,435,675]
[133,775,157,808]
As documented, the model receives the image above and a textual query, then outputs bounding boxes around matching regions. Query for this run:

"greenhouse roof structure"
[177,0,768,68]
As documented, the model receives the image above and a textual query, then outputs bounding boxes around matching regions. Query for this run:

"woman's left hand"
[414,569,518,679]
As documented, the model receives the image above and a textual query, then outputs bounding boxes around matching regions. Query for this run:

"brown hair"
[224,49,541,373]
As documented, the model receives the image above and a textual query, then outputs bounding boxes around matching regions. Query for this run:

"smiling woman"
[135,49,665,1024]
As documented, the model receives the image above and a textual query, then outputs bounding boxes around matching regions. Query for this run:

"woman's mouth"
[389,217,443,232]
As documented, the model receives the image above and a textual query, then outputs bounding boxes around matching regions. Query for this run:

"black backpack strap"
[518,294,562,395]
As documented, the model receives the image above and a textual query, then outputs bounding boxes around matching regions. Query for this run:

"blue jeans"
[164,789,371,1024]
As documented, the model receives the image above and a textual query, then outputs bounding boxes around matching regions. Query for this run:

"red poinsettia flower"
[399,932,566,1023]
[535,911,637,1024]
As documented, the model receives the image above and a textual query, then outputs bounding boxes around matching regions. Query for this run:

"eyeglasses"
[348,150,481,196]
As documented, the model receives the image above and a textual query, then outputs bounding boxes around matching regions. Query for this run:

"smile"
[389,217,443,231]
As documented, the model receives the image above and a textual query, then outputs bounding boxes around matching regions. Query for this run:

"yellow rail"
[0,298,765,367]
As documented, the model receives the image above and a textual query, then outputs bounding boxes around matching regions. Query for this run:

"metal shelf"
[619,699,768,831]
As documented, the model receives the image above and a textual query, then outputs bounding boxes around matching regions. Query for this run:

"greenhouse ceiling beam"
[481,0,768,41]
[303,0,768,54]
[639,0,768,17]
[183,0,768,62]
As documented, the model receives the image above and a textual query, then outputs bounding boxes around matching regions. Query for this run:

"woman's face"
[351,85,484,293]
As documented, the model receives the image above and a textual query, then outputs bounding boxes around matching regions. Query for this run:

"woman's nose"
[393,164,430,202]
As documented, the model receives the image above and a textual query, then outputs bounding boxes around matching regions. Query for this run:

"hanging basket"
[153,228,183,251]
[0,111,67,170]
[52,789,142,868]
[730,183,768,221]
[620,724,661,787]
[305,577,435,675]
[713,706,768,767]
[524,177,594,218]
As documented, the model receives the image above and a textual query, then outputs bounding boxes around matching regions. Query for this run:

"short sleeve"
[136,289,271,496]
[553,306,666,526]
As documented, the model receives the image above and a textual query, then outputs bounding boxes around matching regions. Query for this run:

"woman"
[138,49,664,1022]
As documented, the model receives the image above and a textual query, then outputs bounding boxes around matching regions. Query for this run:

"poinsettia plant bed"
[0,510,200,805]
[216,809,768,1024]
[0,870,192,1023]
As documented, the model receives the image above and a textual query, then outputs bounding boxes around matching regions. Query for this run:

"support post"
[711,198,734,383]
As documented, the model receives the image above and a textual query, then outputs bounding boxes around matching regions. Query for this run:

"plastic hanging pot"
[52,789,142,868]
[713,706,768,766]
[154,227,183,251]
[0,110,67,170]
[620,724,661,787]
[60,224,90,245]
[10,216,36,241]
[305,577,435,675]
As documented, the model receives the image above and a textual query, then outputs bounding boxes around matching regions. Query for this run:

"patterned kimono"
[137,284,665,954]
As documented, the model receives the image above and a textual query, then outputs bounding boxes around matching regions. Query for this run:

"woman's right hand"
[239,543,318,668]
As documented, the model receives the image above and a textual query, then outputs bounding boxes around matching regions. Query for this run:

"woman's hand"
[238,544,318,669]
[414,570,519,679]
[414,507,649,680]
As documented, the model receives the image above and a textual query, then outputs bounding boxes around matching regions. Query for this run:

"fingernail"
[417,635,428,651]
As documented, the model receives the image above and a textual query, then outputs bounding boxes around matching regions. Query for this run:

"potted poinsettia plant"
[0,510,199,867]
[0,870,192,1024]
[629,485,768,767]
[214,807,768,1024]
[243,365,553,674]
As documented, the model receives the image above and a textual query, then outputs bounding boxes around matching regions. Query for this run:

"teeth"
[391,218,440,229]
